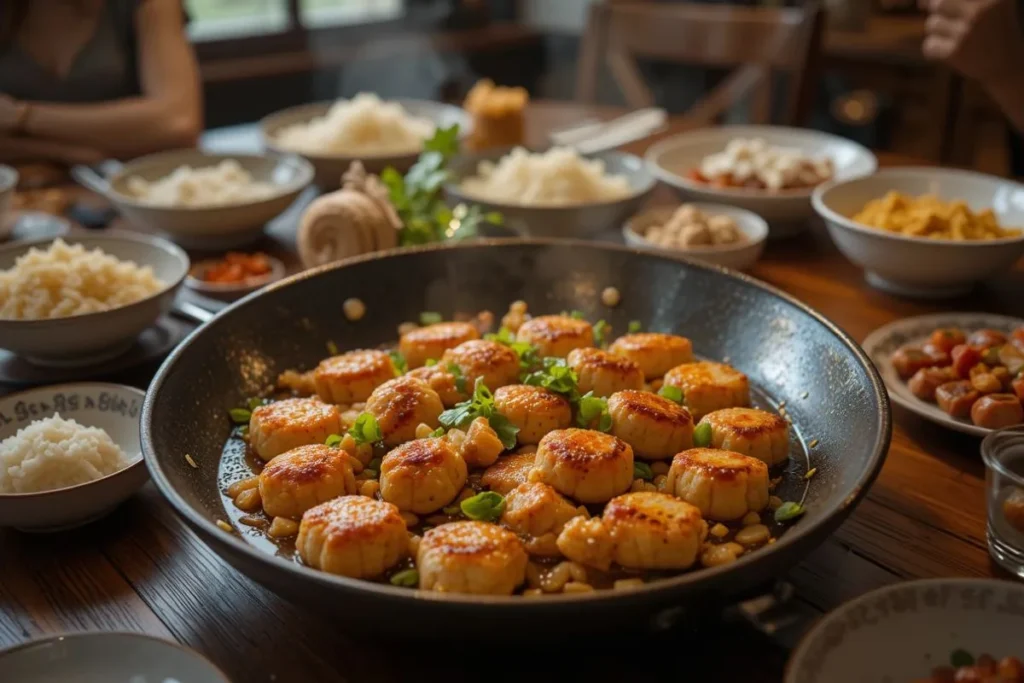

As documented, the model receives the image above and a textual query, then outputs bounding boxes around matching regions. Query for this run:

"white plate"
[786,578,1024,683]
[862,312,1024,437]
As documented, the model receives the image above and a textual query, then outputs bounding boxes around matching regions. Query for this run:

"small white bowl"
[786,578,1024,683]
[645,125,877,236]
[0,233,189,366]
[813,167,1024,298]
[0,632,230,683]
[623,203,767,270]
[0,383,148,531]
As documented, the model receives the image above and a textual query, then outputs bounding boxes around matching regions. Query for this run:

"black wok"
[142,240,890,636]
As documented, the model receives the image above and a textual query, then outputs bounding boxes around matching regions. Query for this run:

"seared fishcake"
[248,397,343,462]
[608,333,694,380]
[530,428,633,503]
[365,376,444,447]
[449,416,505,468]
[406,365,463,407]
[516,315,594,358]
[399,322,480,369]
[417,521,528,595]
[607,390,693,460]
[480,452,536,495]
[314,350,396,404]
[666,448,769,522]
[297,496,407,578]
[662,361,749,419]
[494,384,572,445]
[259,444,358,519]
[699,408,789,466]
[568,347,644,397]
[441,340,520,393]
[602,492,707,570]
[379,438,467,514]
[501,482,581,540]
[556,516,615,570]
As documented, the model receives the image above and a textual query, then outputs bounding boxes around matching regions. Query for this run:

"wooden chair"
[575,1,825,127]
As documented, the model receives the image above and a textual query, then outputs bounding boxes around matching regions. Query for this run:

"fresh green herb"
[446,362,468,394]
[442,505,462,516]
[420,311,443,326]
[237,425,249,438]
[430,426,446,437]
[593,319,611,347]
[950,649,975,669]
[634,462,654,481]
[246,397,268,411]
[390,568,419,587]
[389,350,408,375]
[460,491,506,522]
[569,310,586,320]
[576,391,612,432]
[439,377,519,449]
[348,413,383,446]
[658,384,684,404]
[425,358,438,367]
[627,320,642,334]
[326,340,339,356]
[693,422,712,447]
[522,357,580,400]
[367,457,383,471]
[485,327,541,372]
[228,408,251,424]
[774,501,806,523]
[363,469,379,479]
[804,467,817,480]
[324,433,343,448]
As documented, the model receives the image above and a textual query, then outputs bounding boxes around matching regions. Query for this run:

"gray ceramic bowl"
[0,233,189,366]
[0,164,17,241]
[445,148,656,239]
[74,150,313,249]
[0,383,147,531]
[0,632,230,682]
[261,99,471,188]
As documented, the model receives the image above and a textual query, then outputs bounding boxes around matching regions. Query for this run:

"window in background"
[299,0,405,28]
[185,0,292,41]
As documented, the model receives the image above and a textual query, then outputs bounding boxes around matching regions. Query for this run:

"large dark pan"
[142,240,890,636]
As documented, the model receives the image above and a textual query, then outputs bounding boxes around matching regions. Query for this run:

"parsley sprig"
[576,391,612,432]
[484,327,541,372]
[522,357,580,401]
[439,377,519,449]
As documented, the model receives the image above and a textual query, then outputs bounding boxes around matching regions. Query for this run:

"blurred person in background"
[0,0,202,165]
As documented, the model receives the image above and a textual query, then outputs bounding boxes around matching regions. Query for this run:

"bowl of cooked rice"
[261,94,472,188]
[0,383,148,531]
[812,167,1024,298]
[445,146,656,239]
[74,150,314,249]
[0,234,189,365]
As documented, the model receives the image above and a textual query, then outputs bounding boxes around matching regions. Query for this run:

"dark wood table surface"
[1,102,1021,683]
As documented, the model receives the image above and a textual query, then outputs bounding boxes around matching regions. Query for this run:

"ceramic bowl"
[645,125,877,236]
[0,383,148,531]
[445,148,656,239]
[0,233,189,366]
[813,167,1024,298]
[0,632,229,682]
[623,203,768,270]
[786,578,1024,683]
[261,98,471,188]
[0,164,17,241]
[185,253,286,302]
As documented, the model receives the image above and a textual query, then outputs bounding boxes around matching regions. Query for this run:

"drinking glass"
[982,424,1024,578]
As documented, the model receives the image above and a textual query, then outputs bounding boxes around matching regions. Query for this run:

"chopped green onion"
[633,462,654,481]
[439,377,519,449]
[348,413,383,445]
[693,422,712,447]
[627,320,642,334]
[389,349,408,375]
[576,391,612,432]
[447,362,468,394]
[485,327,541,371]
[774,501,806,523]
[425,358,438,367]
[246,397,266,411]
[950,649,975,669]
[390,568,419,587]
[420,311,443,326]
[237,425,249,438]
[568,310,586,320]
[430,426,446,437]
[658,384,684,404]
[460,491,506,522]
[593,319,611,347]
[326,340,339,356]
[228,408,251,424]
[324,433,343,447]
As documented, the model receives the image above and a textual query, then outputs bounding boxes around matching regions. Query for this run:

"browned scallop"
[365,376,444,447]
[493,384,572,445]
[567,347,644,397]
[603,492,706,570]
[665,448,769,521]
[480,451,537,495]
[379,438,467,514]
[699,408,789,467]
[417,521,528,594]
[501,482,581,540]
[248,397,343,462]
[608,333,694,380]
[297,496,407,579]
[606,390,693,460]
[663,361,750,419]
[971,394,1024,429]
[516,315,594,358]
[399,322,480,369]
[530,428,633,503]
[314,350,396,404]
[258,444,358,519]
[441,340,520,393]
[406,365,463,407]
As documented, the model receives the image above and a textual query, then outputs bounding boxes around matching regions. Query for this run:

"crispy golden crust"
[494,384,570,413]
[366,376,443,446]
[701,408,785,438]
[604,492,703,531]
[568,347,641,374]
[608,390,692,427]
[516,316,594,357]
[301,496,405,545]
[671,448,766,482]
[399,322,480,368]
[315,349,394,383]
[442,340,520,388]
[481,452,536,494]
[251,398,339,432]
[608,333,694,379]
[539,428,630,470]
[382,438,454,470]
[420,521,521,558]
[260,445,350,487]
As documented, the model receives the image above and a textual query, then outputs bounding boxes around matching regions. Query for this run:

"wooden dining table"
[1,101,1021,683]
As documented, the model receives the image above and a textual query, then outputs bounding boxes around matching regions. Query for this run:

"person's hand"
[922,0,1024,88]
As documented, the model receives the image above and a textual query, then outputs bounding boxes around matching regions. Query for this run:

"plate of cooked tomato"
[862,313,1024,436]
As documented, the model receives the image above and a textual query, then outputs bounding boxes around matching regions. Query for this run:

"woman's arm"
[0,135,104,165]
[10,0,203,159]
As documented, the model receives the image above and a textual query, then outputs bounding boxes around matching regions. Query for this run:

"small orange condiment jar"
[463,79,528,151]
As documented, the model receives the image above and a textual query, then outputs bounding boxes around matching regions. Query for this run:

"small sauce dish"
[185,251,286,302]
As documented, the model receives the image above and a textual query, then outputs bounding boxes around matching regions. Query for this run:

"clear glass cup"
[982,424,1024,578]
